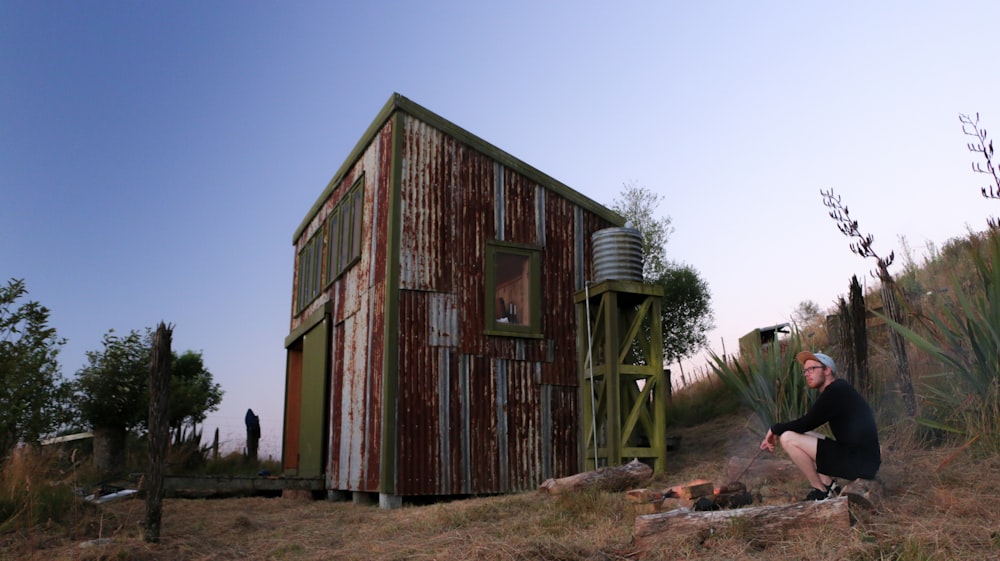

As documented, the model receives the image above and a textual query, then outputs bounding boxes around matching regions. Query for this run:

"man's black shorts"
[816,438,880,480]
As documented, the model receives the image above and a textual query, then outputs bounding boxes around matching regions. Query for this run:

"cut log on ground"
[633,496,850,552]
[840,478,885,511]
[538,458,652,495]
[667,479,714,500]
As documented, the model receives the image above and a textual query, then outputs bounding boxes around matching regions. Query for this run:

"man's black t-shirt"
[771,378,881,479]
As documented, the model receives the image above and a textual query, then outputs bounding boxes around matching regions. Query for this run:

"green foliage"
[169,350,224,441]
[610,181,673,281]
[0,278,69,456]
[708,332,815,434]
[72,329,152,432]
[657,265,715,364]
[72,334,223,437]
[879,231,1000,450]
[611,183,715,363]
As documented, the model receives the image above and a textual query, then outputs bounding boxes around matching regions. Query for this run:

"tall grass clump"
[0,446,81,535]
[708,331,815,434]
[666,374,742,428]
[880,230,1000,453]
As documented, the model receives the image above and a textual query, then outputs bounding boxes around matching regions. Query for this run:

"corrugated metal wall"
[392,114,616,495]
[289,103,618,497]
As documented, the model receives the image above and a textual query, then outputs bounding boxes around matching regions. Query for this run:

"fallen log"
[538,458,652,495]
[840,478,885,511]
[634,496,850,551]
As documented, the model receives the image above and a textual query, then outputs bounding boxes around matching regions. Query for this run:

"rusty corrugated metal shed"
[285,93,624,500]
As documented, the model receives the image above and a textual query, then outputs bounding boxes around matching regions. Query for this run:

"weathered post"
[144,322,173,543]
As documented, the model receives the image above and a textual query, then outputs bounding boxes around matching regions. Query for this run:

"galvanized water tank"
[592,227,643,282]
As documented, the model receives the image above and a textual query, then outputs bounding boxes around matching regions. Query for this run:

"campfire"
[626,478,754,515]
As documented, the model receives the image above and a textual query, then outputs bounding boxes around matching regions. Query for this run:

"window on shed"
[326,175,364,283]
[485,241,542,337]
[325,209,340,284]
[296,231,323,313]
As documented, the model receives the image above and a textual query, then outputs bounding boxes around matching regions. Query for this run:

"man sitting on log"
[759,351,881,501]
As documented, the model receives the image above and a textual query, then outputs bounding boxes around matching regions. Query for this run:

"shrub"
[0,446,81,535]
[881,230,1000,453]
[708,331,815,435]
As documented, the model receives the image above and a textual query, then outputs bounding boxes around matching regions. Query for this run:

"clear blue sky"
[4,1,999,456]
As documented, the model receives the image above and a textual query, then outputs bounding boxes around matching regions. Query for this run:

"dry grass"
[5,413,1000,561]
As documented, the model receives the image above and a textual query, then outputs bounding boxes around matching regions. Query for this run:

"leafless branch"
[959,113,1000,220]
[821,188,894,276]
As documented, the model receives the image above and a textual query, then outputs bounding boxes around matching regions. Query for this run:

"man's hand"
[760,429,777,452]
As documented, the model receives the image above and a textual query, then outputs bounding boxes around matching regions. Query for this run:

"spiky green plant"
[879,230,1000,451]
[708,331,816,435]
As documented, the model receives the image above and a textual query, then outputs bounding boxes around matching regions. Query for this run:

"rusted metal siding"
[287,122,396,494]
[288,98,619,497]
[327,125,396,493]
[391,113,617,495]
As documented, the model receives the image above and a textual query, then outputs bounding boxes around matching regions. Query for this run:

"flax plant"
[879,230,1000,451]
[708,331,816,435]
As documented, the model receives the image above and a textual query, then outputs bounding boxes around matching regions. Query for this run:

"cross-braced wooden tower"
[576,278,666,473]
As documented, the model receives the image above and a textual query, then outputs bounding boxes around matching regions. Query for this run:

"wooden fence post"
[144,322,173,543]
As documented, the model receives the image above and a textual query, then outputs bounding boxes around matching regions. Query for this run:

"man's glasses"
[802,365,825,375]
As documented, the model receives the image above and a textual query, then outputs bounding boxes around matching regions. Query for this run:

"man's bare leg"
[779,431,833,490]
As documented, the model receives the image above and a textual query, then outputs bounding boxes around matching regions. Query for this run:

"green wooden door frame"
[297,317,329,478]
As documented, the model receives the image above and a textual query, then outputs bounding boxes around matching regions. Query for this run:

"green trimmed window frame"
[296,231,323,314]
[326,175,365,285]
[485,241,542,338]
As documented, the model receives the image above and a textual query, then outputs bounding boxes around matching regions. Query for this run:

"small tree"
[72,329,151,475]
[71,330,225,475]
[658,264,714,365]
[0,278,69,458]
[611,181,674,280]
[792,300,821,328]
[168,350,223,446]
[611,182,715,366]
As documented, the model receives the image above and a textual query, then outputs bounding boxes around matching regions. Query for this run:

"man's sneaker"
[803,487,829,501]
[803,481,840,502]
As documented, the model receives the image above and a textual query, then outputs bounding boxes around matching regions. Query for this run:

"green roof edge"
[292,93,623,242]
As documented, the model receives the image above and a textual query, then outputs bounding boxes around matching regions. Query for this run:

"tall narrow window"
[296,232,323,313]
[325,209,340,285]
[485,241,541,337]
[325,174,364,282]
